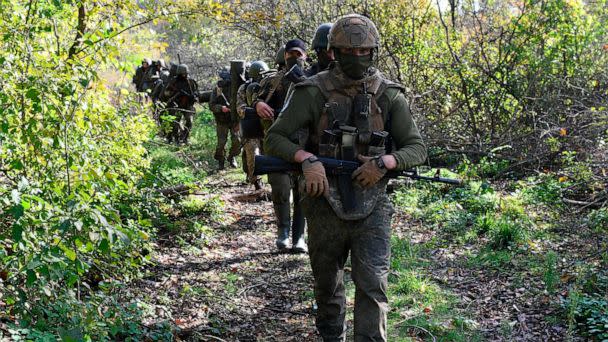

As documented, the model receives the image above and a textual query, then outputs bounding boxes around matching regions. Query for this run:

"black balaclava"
[316,49,334,70]
[334,50,373,80]
[285,56,306,70]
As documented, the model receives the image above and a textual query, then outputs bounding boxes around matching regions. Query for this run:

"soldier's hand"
[352,155,387,188]
[221,106,230,113]
[302,157,328,197]
[255,101,274,119]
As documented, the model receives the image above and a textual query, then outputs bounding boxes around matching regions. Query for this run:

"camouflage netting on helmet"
[328,14,379,50]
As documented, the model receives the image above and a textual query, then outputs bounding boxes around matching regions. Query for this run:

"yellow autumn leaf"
[558,176,568,182]
[559,128,567,136]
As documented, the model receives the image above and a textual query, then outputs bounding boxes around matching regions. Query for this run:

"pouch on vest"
[353,91,372,145]
[319,129,341,159]
[340,125,357,161]
[367,131,388,157]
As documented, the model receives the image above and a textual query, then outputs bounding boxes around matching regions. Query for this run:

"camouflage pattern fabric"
[303,194,394,341]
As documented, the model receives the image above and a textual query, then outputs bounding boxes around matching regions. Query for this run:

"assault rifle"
[254,155,462,185]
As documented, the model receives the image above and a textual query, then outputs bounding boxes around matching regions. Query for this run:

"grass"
[387,236,482,341]
[385,165,605,340]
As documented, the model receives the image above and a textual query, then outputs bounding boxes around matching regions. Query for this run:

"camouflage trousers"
[167,107,194,144]
[302,194,394,342]
[268,172,305,241]
[214,122,241,162]
[242,138,262,184]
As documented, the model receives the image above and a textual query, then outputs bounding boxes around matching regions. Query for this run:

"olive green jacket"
[265,68,427,171]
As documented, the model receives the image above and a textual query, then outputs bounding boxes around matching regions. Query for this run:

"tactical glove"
[302,157,328,197]
[352,155,387,188]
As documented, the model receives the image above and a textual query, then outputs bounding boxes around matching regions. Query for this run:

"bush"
[488,217,528,249]
[587,208,608,233]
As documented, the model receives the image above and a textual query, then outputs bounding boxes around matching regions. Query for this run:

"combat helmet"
[328,14,379,50]
[176,64,189,77]
[275,46,285,67]
[218,66,230,81]
[312,23,333,50]
[169,62,178,77]
[249,61,269,81]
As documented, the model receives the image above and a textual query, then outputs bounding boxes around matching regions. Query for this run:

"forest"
[0,0,606,341]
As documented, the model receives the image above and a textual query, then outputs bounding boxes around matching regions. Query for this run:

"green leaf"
[59,327,84,342]
[99,239,109,254]
[26,269,37,286]
[25,88,40,101]
[63,247,77,261]
[10,204,24,219]
[12,225,23,241]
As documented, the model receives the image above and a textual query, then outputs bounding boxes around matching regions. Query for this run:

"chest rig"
[313,69,391,161]
[298,69,403,220]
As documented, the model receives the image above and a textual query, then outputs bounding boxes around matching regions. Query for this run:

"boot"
[274,203,291,252]
[217,159,225,170]
[291,201,307,253]
[228,155,238,168]
[254,179,263,190]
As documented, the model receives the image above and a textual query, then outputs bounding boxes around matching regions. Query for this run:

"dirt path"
[136,173,320,341]
[133,166,586,341]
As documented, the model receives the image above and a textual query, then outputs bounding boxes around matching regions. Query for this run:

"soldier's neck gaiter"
[285,56,306,70]
[335,51,373,80]
[317,50,333,70]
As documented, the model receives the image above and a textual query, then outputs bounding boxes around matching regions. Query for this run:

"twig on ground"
[263,307,309,316]
[237,282,267,297]
[201,335,229,342]
[403,324,438,342]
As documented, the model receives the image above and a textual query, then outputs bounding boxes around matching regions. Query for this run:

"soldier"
[132,58,152,92]
[254,40,308,253]
[265,14,427,341]
[160,64,198,144]
[150,59,171,103]
[209,67,240,170]
[141,59,159,93]
[275,46,286,71]
[237,60,269,190]
[307,23,335,77]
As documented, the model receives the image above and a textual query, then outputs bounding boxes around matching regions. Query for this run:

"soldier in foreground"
[237,60,269,190]
[209,68,240,170]
[265,14,427,341]
[255,40,309,253]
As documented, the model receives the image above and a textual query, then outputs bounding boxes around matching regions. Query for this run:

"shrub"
[488,217,528,249]
[587,208,608,233]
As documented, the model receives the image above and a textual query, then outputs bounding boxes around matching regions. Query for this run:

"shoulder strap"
[264,70,286,103]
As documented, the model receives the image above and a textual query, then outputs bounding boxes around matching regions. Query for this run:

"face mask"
[336,51,373,80]
[317,50,334,70]
[285,56,306,70]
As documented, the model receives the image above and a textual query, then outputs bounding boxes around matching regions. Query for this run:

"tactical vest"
[297,68,404,220]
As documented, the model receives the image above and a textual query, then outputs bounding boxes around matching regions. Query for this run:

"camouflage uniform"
[265,15,427,341]
[237,81,263,186]
[237,61,269,188]
[141,60,158,93]
[254,47,306,251]
[209,79,241,169]
[160,64,198,144]
[132,58,152,92]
